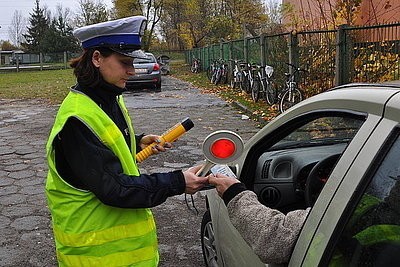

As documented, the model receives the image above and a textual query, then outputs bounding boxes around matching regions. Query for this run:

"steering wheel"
[305,154,341,207]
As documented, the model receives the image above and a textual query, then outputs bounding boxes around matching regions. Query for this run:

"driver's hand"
[208,173,240,197]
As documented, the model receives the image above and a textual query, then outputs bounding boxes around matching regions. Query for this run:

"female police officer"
[45,16,208,266]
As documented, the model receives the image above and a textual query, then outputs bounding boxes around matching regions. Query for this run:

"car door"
[290,91,400,266]
[207,109,372,267]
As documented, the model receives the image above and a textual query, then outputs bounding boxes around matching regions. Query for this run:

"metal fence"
[186,22,400,96]
[0,51,81,73]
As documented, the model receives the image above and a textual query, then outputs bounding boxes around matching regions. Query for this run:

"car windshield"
[133,55,155,64]
[271,116,365,150]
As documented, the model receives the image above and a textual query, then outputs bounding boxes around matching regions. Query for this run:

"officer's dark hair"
[70,48,114,88]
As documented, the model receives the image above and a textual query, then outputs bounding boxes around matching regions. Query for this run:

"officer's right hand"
[183,165,209,194]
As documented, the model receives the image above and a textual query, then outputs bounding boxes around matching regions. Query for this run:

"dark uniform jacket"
[53,81,185,208]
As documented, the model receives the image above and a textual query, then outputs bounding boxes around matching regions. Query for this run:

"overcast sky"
[0,0,113,41]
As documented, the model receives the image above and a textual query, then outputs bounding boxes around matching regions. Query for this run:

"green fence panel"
[231,40,244,60]
[264,33,289,88]
[185,22,400,96]
[297,30,337,96]
[346,23,400,84]
[247,37,261,65]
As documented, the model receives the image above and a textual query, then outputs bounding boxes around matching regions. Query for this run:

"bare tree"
[8,10,27,47]
[75,0,109,27]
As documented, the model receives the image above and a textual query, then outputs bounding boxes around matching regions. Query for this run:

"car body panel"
[204,84,400,267]
[289,113,384,266]
[300,117,400,266]
[207,190,267,267]
[300,91,400,265]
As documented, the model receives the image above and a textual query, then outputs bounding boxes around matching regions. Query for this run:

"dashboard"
[252,143,347,212]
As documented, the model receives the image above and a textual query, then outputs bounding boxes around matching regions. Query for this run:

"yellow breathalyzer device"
[136,117,194,163]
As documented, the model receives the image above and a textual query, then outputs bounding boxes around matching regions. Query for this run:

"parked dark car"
[126,52,161,91]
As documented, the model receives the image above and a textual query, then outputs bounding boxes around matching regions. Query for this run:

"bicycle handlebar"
[228,59,244,62]
[285,62,307,72]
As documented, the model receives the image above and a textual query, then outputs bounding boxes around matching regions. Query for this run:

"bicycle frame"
[278,63,306,113]
[213,59,228,85]
[242,63,257,93]
[229,59,244,89]
[252,64,275,103]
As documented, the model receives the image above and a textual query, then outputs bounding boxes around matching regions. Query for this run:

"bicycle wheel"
[251,78,261,102]
[240,75,247,92]
[207,67,213,81]
[214,70,221,85]
[264,80,277,105]
[221,69,228,84]
[279,88,303,113]
[230,75,236,88]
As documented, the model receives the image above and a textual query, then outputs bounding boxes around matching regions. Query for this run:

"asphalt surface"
[0,75,259,266]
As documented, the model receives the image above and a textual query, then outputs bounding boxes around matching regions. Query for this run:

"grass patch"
[0,69,75,104]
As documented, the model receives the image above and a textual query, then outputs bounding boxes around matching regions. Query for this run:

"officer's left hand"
[139,134,172,153]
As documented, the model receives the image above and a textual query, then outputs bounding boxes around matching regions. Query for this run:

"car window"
[133,54,155,64]
[245,112,366,213]
[327,129,400,266]
[271,116,364,150]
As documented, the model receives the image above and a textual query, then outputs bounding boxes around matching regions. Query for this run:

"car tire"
[251,78,260,102]
[201,210,218,267]
[155,81,161,92]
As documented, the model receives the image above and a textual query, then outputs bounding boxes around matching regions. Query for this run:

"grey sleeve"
[227,190,310,264]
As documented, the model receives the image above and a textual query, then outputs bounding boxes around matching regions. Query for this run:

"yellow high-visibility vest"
[46,89,159,266]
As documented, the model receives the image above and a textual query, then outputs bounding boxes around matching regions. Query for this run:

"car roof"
[245,83,400,149]
[330,81,400,91]
[298,83,400,115]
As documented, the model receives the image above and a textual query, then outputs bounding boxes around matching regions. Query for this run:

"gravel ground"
[0,75,259,266]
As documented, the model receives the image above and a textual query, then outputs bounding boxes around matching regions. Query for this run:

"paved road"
[0,75,259,266]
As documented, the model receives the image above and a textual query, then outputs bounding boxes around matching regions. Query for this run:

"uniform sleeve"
[135,133,145,152]
[54,117,186,208]
[226,190,310,264]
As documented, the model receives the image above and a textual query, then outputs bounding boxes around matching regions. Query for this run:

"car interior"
[239,110,367,213]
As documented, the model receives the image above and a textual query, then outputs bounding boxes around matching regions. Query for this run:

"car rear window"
[134,55,155,64]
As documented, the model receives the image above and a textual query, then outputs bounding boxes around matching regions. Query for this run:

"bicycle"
[278,63,307,113]
[241,63,257,94]
[206,59,217,81]
[251,64,276,104]
[191,57,201,73]
[229,59,246,90]
[213,59,228,85]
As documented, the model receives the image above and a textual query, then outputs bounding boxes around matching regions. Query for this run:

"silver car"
[126,52,161,92]
[201,82,400,266]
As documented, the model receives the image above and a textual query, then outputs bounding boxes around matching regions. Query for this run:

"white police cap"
[73,16,147,58]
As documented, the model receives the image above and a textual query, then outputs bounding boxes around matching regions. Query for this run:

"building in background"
[282,0,400,28]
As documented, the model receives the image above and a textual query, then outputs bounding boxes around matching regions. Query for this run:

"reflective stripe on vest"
[57,246,157,267]
[46,90,158,266]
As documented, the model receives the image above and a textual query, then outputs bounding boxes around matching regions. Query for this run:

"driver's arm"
[209,174,310,264]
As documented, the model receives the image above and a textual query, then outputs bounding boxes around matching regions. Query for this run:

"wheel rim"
[265,81,276,105]
[252,80,260,102]
[202,221,218,267]
[280,89,302,113]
